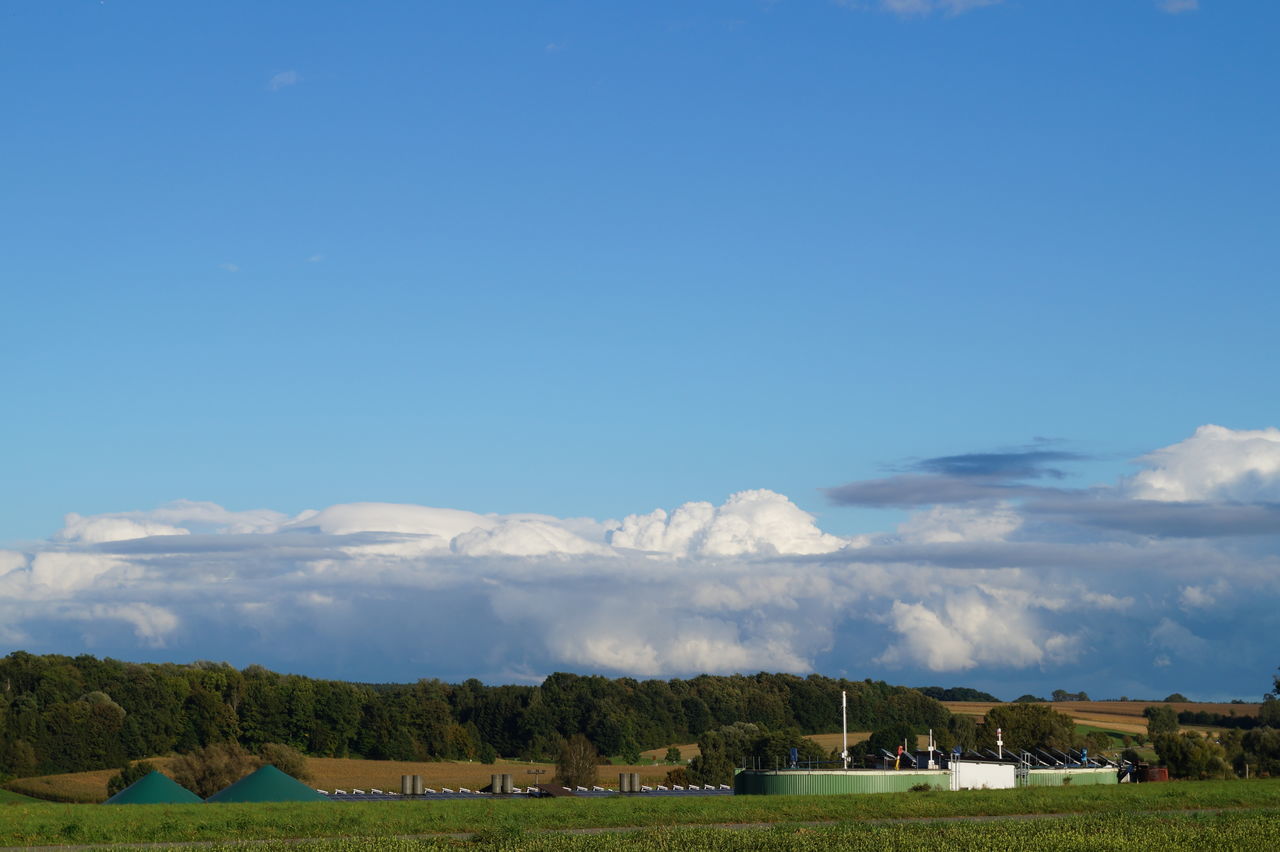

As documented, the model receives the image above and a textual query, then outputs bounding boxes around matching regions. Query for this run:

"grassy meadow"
[0,778,1278,846]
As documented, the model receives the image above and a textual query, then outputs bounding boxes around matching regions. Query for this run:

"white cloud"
[56,513,190,544]
[29,552,130,593]
[897,502,1021,544]
[609,489,846,556]
[0,550,27,578]
[1126,425,1280,502]
[219,262,239,273]
[82,604,179,646]
[876,595,1057,671]
[452,519,613,557]
[268,70,301,91]
[1158,0,1198,14]
[284,502,495,541]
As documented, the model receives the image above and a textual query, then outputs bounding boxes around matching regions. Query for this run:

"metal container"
[401,775,413,795]
[735,769,949,796]
[412,775,424,795]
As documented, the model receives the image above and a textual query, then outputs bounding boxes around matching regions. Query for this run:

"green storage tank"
[1023,767,1117,787]
[735,769,949,795]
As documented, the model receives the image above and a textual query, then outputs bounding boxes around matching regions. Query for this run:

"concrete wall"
[950,760,1017,791]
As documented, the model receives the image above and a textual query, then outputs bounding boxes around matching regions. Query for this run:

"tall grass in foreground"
[113,810,1280,851]
[1,779,1278,846]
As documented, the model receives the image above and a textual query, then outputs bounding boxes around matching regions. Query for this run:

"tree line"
[0,652,950,778]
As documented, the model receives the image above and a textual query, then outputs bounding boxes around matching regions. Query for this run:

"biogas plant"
[734,691,1128,797]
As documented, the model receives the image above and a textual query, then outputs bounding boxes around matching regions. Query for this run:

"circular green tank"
[734,769,949,795]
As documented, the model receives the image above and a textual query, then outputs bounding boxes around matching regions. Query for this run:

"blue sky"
[3,1,1280,700]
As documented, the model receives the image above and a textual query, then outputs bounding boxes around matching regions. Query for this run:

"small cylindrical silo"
[412,775,424,795]
[401,774,413,795]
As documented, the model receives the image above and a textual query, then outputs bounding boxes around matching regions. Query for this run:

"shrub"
[256,743,312,782]
[170,742,258,798]
[106,761,157,797]
[555,734,599,789]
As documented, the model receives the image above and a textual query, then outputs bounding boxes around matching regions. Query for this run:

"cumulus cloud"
[5,425,1280,697]
[608,489,846,556]
[1125,425,1280,503]
[876,595,1071,671]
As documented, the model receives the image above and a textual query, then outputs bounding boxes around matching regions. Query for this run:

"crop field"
[120,810,1280,851]
[0,777,1278,847]
[943,700,1260,736]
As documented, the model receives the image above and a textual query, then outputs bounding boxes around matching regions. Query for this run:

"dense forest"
[0,652,949,778]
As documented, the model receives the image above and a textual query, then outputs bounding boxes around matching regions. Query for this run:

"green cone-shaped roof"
[103,771,202,805]
[205,764,328,803]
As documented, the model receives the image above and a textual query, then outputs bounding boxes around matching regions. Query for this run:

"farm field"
[944,700,1261,736]
[3,758,671,805]
[128,810,1280,851]
[0,779,1278,846]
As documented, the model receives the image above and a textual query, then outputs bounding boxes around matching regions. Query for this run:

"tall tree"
[555,733,598,788]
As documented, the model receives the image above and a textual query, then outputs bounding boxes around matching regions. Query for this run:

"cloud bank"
[5,425,1280,698]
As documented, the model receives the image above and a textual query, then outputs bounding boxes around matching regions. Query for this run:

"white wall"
[950,760,1017,791]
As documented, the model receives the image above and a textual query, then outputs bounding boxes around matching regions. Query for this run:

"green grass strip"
[1,779,1279,846]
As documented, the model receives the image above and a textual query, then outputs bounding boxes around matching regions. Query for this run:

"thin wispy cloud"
[1158,0,1199,13]
[836,0,1005,17]
[305,254,325,263]
[218,262,239,273]
[267,70,301,91]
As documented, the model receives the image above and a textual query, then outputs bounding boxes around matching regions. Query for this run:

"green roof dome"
[205,764,328,803]
[103,771,202,805]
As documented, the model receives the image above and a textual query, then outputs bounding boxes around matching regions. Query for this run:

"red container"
[1141,767,1169,782]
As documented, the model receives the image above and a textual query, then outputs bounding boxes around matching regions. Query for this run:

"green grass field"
[0,790,38,806]
[0,779,1278,846]
[103,810,1280,851]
